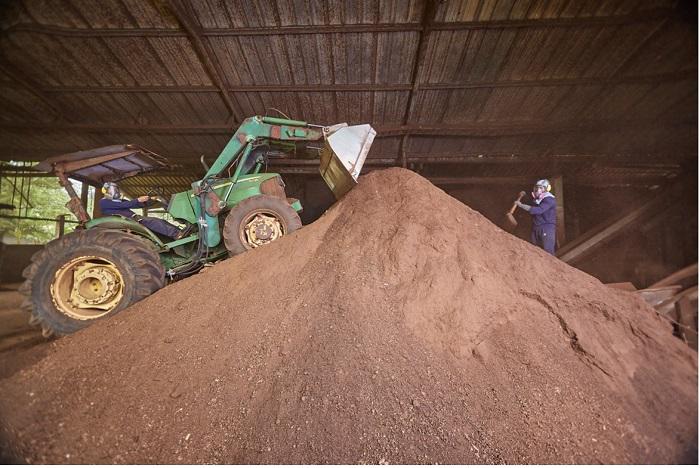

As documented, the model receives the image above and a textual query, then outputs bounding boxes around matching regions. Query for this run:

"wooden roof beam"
[0,62,64,121]
[264,155,684,168]
[162,0,241,124]
[2,7,674,38]
[402,0,436,125]
[397,0,437,165]
[24,69,696,94]
[0,117,694,136]
[0,152,688,168]
[556,185,683,265]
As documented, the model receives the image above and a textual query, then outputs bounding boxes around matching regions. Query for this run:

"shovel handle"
[508,191,527,215]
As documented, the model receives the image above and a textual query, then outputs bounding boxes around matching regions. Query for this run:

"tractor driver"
[514,178,557,255]
[99,182,186,240]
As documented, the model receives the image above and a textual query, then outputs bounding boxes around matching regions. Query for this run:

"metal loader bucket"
[319,123,376,199]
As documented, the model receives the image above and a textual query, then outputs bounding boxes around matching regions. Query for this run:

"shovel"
[506,191,527,227]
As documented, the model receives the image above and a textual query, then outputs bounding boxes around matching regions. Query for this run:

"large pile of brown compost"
[0,168,696,464]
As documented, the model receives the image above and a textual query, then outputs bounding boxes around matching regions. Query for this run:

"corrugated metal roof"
[0,0,695,189]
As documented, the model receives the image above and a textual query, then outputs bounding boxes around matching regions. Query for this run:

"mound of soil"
[0,168,696,464]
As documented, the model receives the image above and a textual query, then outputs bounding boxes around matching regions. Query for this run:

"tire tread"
[19,229,164,337]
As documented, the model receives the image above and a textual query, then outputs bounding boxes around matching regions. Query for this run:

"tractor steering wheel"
[145,187,170,207]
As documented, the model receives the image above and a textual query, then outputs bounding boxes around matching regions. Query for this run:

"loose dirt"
[0,168,696,464]
[0,285,47,380]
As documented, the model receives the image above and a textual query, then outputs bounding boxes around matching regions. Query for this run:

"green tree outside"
[0,173,80,244]
[1,162,183,244]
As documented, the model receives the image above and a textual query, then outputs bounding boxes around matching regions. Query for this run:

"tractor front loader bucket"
[319,123,376,199]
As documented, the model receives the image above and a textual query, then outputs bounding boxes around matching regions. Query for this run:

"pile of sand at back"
[0,168,696,464]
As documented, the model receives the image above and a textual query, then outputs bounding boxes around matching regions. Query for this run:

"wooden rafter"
[0,117,693,137]
[18,68,693,94]
[163,0,241,124]
[556,186,682,265]
[2,7,673,38]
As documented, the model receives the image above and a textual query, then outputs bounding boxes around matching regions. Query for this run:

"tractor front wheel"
[222,195,302,256]
[20,229,165,337]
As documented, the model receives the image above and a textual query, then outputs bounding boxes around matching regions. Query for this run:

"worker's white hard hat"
[534,179,552,192]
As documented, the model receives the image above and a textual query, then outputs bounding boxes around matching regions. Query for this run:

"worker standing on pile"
[99,182,186,239]
[515,179,557,255]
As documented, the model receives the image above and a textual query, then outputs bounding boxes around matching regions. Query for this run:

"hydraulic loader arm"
[193,115,375,249]
[193,116,326,250]
[203,116,376,199]
[203,116,323,180]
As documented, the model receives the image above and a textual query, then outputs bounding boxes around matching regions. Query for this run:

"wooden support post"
[676,294,698,350]
[400,134,409,169]
[80,182,90,213]
[551,175,565,246]
[55,214,66,238]
[93,187,103,219]
[54,166,90,223]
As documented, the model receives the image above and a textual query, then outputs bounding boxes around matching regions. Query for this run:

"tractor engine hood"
[319,123,376,200]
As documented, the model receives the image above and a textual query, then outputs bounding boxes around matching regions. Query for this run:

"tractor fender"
[85,216,166,248]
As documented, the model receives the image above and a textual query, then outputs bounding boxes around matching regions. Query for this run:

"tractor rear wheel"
[222,195,302,256]
[20,229,165,337]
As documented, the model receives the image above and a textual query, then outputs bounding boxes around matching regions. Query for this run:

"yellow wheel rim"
[50,256,125,320]
[241,211,285,249]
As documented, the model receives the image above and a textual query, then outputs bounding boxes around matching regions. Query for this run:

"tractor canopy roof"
[35,145,170,185]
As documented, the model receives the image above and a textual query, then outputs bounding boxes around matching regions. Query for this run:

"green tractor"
[21,116,376,337]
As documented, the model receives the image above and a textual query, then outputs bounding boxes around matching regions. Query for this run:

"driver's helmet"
[102,182,121,200]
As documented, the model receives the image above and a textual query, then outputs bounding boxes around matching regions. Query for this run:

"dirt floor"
[0,168,697,464]
[0,285,47,380]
